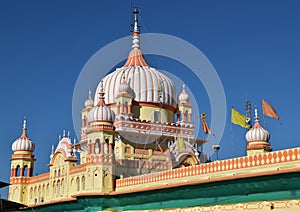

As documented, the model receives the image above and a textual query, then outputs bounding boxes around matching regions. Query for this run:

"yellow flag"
[231,107,250,128]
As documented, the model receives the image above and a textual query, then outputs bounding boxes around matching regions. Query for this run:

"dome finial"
[254,108,259,122]
[21,116,27,138]
[131,8,140,49]
[97,80,106,106]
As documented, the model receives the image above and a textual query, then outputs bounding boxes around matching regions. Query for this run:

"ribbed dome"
[88,105,115,123]
[246,119,270,142]
[179,84,189,102]
[95,58,178,108]
[84,90,94,108]
[88,89,115,123]
[12,119,35,152]
[118,77,134,96]
[94,12,177,108]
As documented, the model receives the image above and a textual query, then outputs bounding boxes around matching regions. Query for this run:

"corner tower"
[9,118,35,204]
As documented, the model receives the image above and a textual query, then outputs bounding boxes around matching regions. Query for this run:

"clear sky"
[1,1,300,198]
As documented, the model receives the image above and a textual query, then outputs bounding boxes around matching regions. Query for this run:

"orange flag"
[262,99,280,120]
[200,113,215,136]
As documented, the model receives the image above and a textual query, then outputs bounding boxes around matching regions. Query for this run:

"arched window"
[81,176,85,190]
[54,170,57,177]
[38,186,41,200]
[15,165,20,177]
[61,179,64,195]
[185,110,188,122]
[46,184,49,198]
[53,181,56,197]
[58,169,61,177]
[30,187,33,200]
[23,165,28,177]
[57,180,60,196]
[42,185,45,201]
[95,139,100,154]
[104,138,109,154]
[76,177,80,192]
[34,186,37,198]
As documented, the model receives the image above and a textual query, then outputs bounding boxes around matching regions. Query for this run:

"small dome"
[84,90,94,108]
[88,105,115,123]
[179,84,189,102]
[118,77,133,95]
[12,119,35,152]
[246,118,270,142]
[88,85,115,123]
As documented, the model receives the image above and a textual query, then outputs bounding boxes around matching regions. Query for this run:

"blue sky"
[1,1,300,198]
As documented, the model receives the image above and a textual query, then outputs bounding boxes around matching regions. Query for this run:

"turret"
[246,109,272,156]
[9,118,35,204]
[178,84,193,123]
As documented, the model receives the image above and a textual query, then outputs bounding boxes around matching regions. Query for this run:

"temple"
[7,9,300,212]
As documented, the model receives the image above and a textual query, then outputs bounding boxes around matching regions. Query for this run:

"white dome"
[118,77,134,96]
[84,90,94,108]
[88,105,115,123]
[246,121,270,142]
[12,137,35,152]
[179,84,189,102]
[95,48,178,108]
[12,119,35,152]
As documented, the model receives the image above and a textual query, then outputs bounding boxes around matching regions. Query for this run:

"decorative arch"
[50,152,65,167]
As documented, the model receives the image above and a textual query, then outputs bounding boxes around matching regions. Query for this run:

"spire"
[50,144,55,159]
[21,116,28,138]
[88,89,92,99]
[97,80,106,106]
[123,8,149,67]
[84,89,94,108]
[254,108,259,122]
[246,100,252,128]
[132,8,140,49]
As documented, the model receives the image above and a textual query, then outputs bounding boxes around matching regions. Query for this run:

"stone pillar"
[91,143,95,154]
[188,113,192,122]
[20,167,24,177]
[109,143,113,154]
[100,142,104,154]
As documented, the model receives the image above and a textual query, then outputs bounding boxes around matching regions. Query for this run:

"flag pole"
[230,122,234,157]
